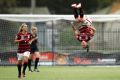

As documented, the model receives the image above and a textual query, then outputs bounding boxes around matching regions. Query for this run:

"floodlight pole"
[31,0,36,26]
[31,0,36,14]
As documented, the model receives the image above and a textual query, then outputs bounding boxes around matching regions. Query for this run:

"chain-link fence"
[0,17,120,66]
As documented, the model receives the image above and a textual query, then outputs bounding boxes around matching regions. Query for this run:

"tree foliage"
[36,0,117,14]
[0,0,118,14]
[0,0,16,14]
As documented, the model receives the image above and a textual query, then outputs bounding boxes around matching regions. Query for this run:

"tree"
[36,0,117,14]
[0,0,16,14]
[0,0,118,14]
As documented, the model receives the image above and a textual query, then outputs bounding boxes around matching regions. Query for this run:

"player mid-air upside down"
[71,3,96,52]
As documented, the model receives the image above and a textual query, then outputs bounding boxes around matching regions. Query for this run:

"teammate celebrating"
[15,23,32,78]
[71,3,96,51]
[28,26,40,72]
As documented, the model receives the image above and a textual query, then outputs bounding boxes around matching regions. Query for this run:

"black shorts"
[30,47,39,53]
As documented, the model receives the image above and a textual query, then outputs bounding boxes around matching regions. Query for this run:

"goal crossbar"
[0,14,120,22]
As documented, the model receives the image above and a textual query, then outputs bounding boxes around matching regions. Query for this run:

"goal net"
[0,14,120,65]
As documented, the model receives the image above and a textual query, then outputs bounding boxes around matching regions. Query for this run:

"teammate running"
[15,23,32,78]
[28,26,40,72]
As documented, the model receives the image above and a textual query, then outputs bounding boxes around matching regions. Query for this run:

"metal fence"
[0,19,120,65]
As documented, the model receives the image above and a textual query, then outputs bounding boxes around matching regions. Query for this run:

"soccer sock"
[28,59,32,70]
[73,8,78,19]
[86,45,89,52]
[34,58,39,69]
[23,62,28,74]
[79,7,84,18]
[17,64,22,76]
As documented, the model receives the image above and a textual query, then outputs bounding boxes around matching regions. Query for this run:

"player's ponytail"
[18,23,27,33]
[31,26,37,34]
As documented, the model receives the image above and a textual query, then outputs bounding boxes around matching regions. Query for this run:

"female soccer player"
[71,3,96,51]
[28,26,40,72]
[15,23,32,78]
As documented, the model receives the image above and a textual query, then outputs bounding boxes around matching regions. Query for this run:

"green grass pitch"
[0,66,120,80]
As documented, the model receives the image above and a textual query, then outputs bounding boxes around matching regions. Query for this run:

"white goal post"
[0,14,120,65]
[0,14,120,22]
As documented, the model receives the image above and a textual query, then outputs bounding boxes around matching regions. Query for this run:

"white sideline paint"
[88,65,120,67]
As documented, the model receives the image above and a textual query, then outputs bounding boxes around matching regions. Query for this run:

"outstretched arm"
[89,26,96,32]
[71,21,80,31]
[88,26,96,36]
[71,22,76,31]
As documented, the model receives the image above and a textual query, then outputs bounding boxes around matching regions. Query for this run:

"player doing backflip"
[71,3,96,52]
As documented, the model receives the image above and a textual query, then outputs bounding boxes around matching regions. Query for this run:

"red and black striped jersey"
[75,26,94,42]
[16,32,32,53]
[79,26,92,35]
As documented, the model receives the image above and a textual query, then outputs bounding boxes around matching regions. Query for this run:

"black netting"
[0,19,120,66]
